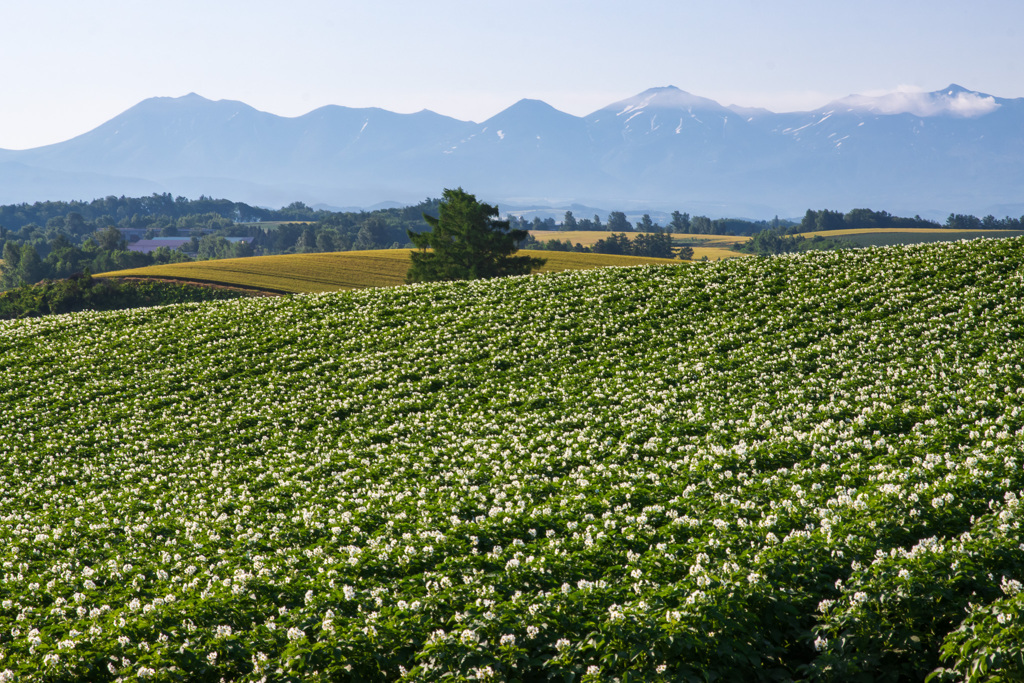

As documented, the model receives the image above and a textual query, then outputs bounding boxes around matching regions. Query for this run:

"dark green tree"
[691,215,713,234]
[561,210,577,231]
[631,229,674,258]
[196,235,231,260]
[406,188,545,283]
[1,241,22,288]
[844,208,880,230]
[43,234,85,279]
[17,243,45,285]
[800,209,818,232]
[353,217,390,250]
[607,211,632,232]
[815,209,845,231]
[592,233,632,255]
[94,226,126,252]
[946,213,983,230]
[296,225,319,253]
[231,240,255,258]
[670,211,691,232]
[65,212,90,237]
[316,230,338,253]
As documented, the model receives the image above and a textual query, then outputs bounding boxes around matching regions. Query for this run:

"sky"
[1,0,1022,150]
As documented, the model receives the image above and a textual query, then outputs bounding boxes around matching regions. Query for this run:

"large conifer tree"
[406,188,545,283]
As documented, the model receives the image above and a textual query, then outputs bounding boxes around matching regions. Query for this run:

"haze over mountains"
[1,85,1021,219]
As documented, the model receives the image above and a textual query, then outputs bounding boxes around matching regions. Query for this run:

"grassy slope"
[95,249,681,293]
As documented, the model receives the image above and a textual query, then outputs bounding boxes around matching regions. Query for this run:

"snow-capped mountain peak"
[594,86,729,118]
[2,85,1024,217]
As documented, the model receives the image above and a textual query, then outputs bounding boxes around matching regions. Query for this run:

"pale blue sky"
[1,0,1022,149]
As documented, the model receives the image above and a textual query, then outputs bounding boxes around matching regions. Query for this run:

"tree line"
[3,192,1021,291]
[510,210,792,237]
[0,195,443,290]
[517,207,1024,236]
[0,273,255,320]
[523,230,686,259]
[791,207,1024,233]
[737,231,858,256]
[0,194,305,233]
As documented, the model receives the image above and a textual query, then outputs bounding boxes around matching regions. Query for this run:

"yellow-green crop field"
[97,249,680,294]
[528,231,752,261]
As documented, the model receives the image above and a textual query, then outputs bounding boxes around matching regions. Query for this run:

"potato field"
[2,238,1023,681]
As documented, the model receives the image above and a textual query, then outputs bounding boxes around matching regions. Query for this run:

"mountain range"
[1,84,1021,219]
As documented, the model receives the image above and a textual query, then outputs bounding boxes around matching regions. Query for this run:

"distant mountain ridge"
[1,85,1022,218]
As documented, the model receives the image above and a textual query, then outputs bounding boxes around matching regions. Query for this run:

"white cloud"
[838,86,1000,118]
[944,92,1001,117]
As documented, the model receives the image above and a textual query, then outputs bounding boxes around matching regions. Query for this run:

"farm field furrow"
[2,238,1024,681]
[97,250,680,294]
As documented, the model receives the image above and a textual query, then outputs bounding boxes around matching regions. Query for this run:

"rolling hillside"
[2,238,1023,680]
[96,249,681,293]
